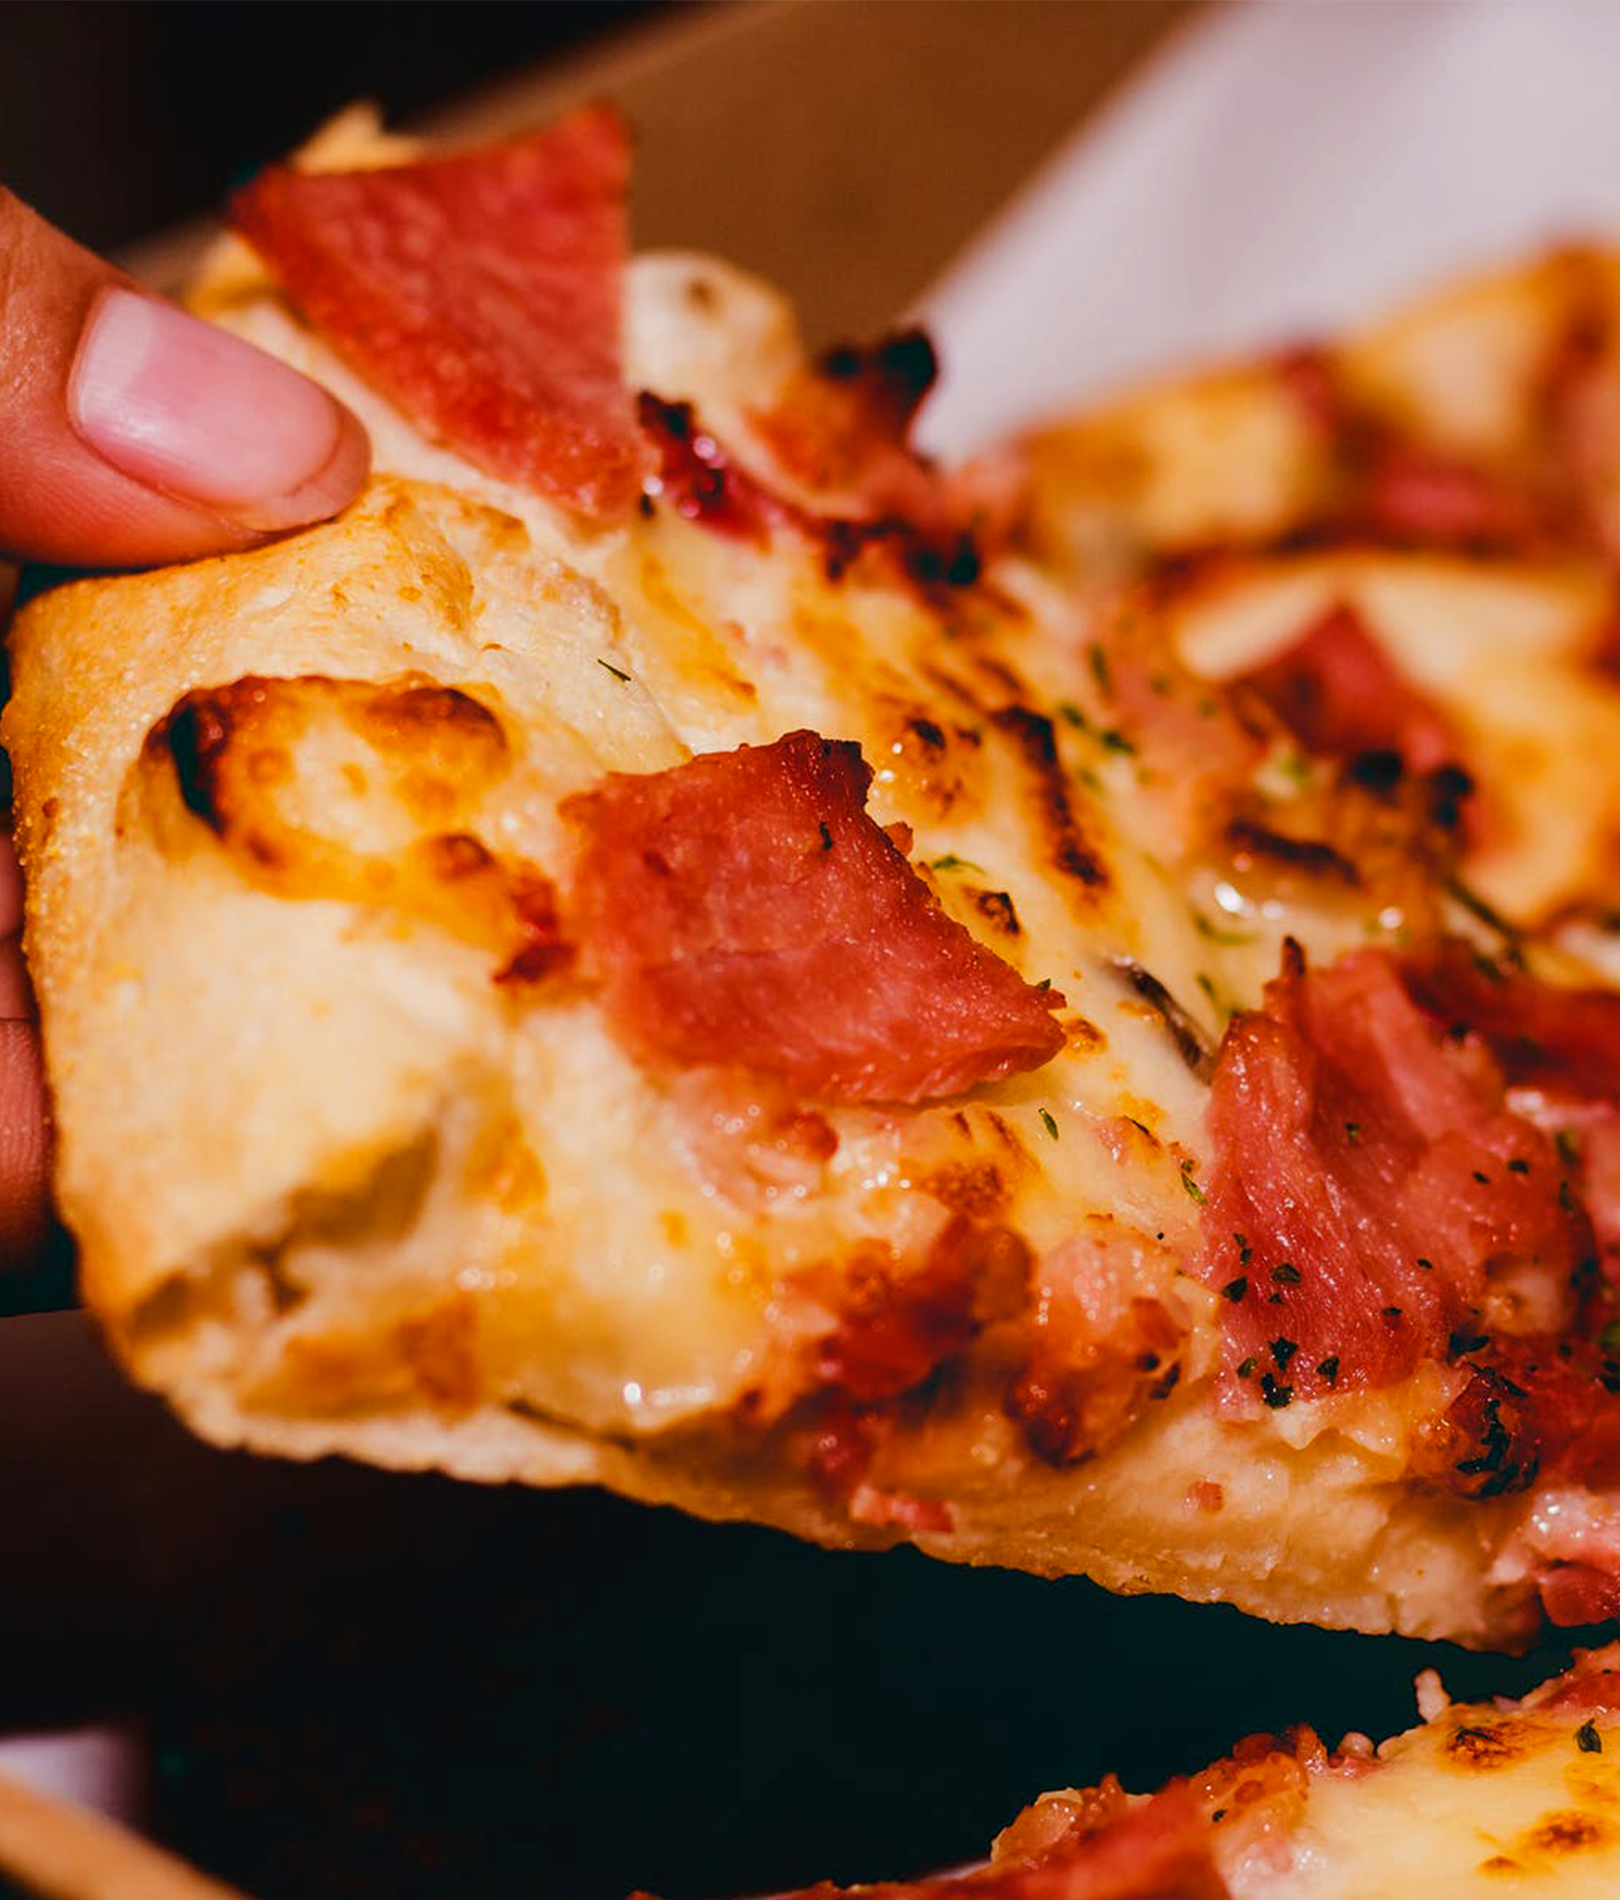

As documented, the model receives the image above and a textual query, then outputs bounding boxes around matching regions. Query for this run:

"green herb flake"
[1193,910,1255,949]
[1039,1108,1060,1142]
[1578,1721,1603,1755]
[1179,1162,1206,1205]
[929,853,984,875]
[596,658,632,683]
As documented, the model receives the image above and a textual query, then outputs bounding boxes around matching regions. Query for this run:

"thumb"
[0,187,369,568]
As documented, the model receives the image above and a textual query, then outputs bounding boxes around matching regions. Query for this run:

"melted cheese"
[1261,1701,1620,1899]
[17,202,1620,1651]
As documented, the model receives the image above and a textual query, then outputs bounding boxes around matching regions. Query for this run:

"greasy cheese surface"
[1278,1705,1620,1899]
[14,189,1620,1648]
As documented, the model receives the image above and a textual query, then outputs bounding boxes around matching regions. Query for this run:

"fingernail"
[69,287,368,532]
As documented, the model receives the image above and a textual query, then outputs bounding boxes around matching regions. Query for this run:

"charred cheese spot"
[1521,1808,1615,1854]
[872,695,987,820]
[1447,1720,1536,1770]
[394,1295,481,1411]
[924,1158,1010,1222]
[140,675,568,984]
[966,887,1021,937]
[989,704,1111,895]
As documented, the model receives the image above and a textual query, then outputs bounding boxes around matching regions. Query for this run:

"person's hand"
[0,187,371,1269]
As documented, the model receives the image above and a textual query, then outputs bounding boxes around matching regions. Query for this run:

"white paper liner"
[918,0,1620,457]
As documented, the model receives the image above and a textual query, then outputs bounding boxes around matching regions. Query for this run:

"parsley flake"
[929,853,984,875]
[1039,1108,1059,1142]
[1179,1163,1206,1205]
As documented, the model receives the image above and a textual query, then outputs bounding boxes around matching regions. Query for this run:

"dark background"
[4,8,1574,1900]
[0,1313,1586,1900]
[2,2,662,255]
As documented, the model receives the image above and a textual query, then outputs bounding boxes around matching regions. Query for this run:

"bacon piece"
[637,394,790,544]
[1524,1643,1620,1713]
[754,330,951,529]
[1199,945,1587,1400]
[230,107,646,520]
[1405,941,1620,1105]
[1361,451,1540,547]
[1008,1224,1187,1466]
[1542,1565,1620,1628]
[564,731,1066,1102]
[1404,942,1620,1271]
[812,1219,1030,1405]
[1240,603,1460,779]
[1417,1341,1620,1502]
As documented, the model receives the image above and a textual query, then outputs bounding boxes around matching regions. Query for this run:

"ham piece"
[563,730,1066,1104]
[231,106,647,520]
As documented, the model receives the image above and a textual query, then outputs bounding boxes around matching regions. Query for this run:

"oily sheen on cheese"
[717,1646,1620,1900]
[20,111,1620,1651]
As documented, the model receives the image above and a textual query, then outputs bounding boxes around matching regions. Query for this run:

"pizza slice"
[17,109,1620,1649]
[658,1645,1620,1900]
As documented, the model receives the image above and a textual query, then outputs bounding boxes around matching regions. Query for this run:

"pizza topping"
[1199,944,1588,1399]
[753,330,953,530]
[755,1782,1228,1900]
[230,107,647,519]
[1007,1222,1188,1466]
[637,393,791,543]
[563,730,1066,1102]
[1238,603,1462,788]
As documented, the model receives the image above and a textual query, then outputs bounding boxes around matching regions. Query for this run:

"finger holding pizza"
[0,185,373,1269]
